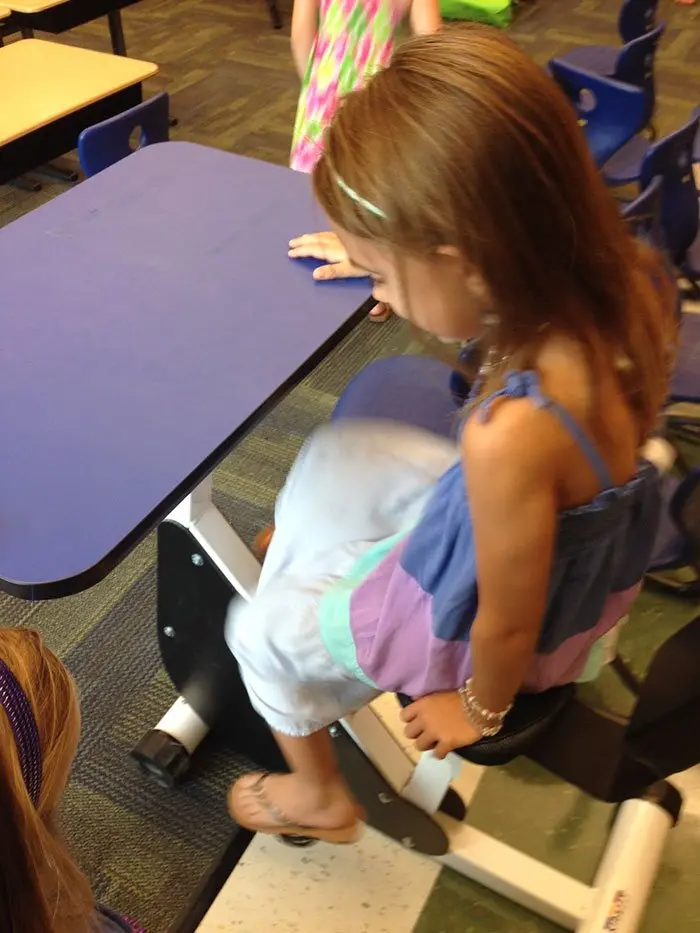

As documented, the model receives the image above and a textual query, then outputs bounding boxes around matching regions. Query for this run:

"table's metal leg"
[35,162,80,184]
[166,476,262,601]
[107,9,127,56]
[9,175,42,192]
[132,478,266,786]
[267,0,283,28]
[21,27,34,38]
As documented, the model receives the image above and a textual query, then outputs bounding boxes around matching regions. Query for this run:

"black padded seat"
[397,685,575,767]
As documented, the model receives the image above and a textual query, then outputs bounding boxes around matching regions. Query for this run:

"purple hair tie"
[0,659,43,807]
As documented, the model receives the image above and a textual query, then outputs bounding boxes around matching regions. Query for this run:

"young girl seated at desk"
[226,26,675,843]
[0,628,142,933]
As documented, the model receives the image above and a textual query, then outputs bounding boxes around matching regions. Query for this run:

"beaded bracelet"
[458,679,513,738]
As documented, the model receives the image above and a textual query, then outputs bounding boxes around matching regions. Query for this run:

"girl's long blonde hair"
[313,25,676,440]
[0,628,95,933]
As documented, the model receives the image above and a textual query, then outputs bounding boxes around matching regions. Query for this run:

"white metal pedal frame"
[152,477,675,933]
[342,700,674,933]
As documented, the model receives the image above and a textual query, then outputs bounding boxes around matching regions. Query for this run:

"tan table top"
[0,7,12,17]
[0,39,158,145]
[5,0,68,14]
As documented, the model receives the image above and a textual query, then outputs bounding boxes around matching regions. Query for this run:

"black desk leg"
[21,27,34,38]
[107,9,127,56]
[267,0,283,29]
[36,162,80,184]
[104,12,178,127]
[9,176,42,193]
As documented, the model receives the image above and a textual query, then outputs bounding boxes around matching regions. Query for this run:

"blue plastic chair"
[621,173,664,246]
[640,113,700,285]
[595,24,666,186]
[670,311,700,403]
[557,0,658,78]
[78,92,170,178]
[646,468,700,597]
[621,174,685,333]
[549,62,647,168]
[634,119,700,476]
[333,354,462,440]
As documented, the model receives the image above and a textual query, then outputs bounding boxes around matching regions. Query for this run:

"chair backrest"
[78,92,170,178]
[549,62,647,168]
[620,175,681,320]
[640,113,700,262]
[618,0,658,45]
[621,174,664,249]
[613,23,665,125]
[671,468,700,553]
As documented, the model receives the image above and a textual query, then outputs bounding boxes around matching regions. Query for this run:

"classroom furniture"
[548,62,648,168]
[599,24,666,185]
[0,140,371,600]
[556,0,658,78]
[78,91,169,176]
[266,0,282,29]
[0,6,11,46]
[640,112,700,290]
[550,25,665,187]
[4,0,139,56]
[0,39,157,185]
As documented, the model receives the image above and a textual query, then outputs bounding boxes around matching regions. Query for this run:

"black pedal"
[331,725,450,855]
[438,787,467,822]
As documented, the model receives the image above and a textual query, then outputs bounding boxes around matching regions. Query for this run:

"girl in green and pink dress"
[290,0,440,320]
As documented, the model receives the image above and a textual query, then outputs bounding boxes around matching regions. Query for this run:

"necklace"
[477,315,509,379]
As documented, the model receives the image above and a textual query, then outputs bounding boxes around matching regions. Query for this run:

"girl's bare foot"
[229,771,362,843]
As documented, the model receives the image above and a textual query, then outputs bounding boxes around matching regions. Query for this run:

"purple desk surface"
[0,141,370,598]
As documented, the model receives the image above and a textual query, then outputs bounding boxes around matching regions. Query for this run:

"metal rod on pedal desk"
[107,10,127,56]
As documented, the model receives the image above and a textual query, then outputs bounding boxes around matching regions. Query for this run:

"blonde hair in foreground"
[0,628,95,933]
[314,25,676,440]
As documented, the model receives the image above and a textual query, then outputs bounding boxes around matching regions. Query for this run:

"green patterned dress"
[290,0,402,172]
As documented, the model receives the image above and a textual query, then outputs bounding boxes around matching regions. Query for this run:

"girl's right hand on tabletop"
[288,232,366,281]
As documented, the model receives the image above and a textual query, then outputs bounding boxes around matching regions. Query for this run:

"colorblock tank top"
[318,371,661,696]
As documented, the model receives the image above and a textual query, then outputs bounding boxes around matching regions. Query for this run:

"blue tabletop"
[0,142,370,598]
